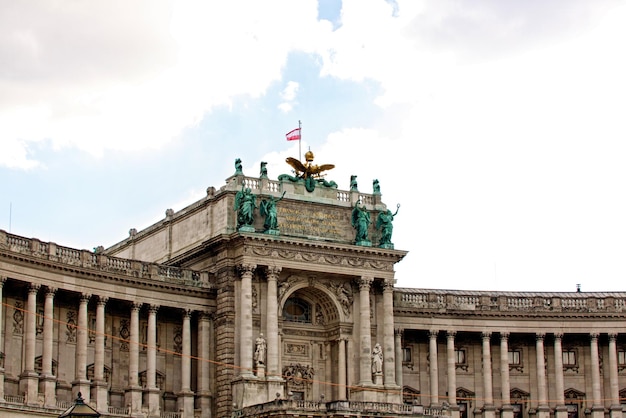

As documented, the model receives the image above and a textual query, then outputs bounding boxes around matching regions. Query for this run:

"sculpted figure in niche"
[234,186,257,228]
[260,191,286,231]
[254,333,267,367]
[376,203,400,246]
[351,201,371,243]
[372,343,383,374]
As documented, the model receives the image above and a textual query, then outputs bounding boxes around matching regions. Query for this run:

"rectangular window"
[455,348,466,365]
[508,350,521,365]
[618,350,626,366]
[563,350,576,366]
[402,347,412,363]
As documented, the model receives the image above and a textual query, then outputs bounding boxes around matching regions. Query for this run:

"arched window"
[283,297,311,323]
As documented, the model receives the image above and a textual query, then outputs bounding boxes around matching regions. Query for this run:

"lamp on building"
[58,392,101,418]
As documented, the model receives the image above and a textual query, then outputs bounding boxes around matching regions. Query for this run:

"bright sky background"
[2,0,625,292]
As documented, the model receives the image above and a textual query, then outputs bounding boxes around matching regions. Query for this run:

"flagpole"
[298,120,302,162]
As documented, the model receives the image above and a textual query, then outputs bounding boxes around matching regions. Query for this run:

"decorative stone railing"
[0,229,214,289]
[396,289,626,314]
[237,399,446,417]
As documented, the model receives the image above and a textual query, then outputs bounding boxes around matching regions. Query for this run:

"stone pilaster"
[338,338,347,400]
[395,329,404,390]
[197,311,213,418]
[20,283,40,405]
[239,264,256,377]
[73,293,91,401]
[382,279,398,394]
[553,333,568,418]
[266,266,281,380]
[42,287,57,408]
[429,329,439,407]
[482,332,495,418]
[358,276,373,386]
[535,333,549,418]
[146,304,160,417]
[500,333,513,418]
[94,297,108,412]
[0,277,5,403]
[126,302,142,416]
[447,331,459,418]
[590,333,604,418]
[178,309,194,418]
[608,333,622,418]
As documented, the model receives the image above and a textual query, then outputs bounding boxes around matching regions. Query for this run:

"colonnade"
[235,267,400,401]
[0,278,211,418]
[416,330,624,418]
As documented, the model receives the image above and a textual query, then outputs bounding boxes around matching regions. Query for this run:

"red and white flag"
[286,128,301,141]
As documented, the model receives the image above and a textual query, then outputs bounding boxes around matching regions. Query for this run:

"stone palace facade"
[1,161,626,418]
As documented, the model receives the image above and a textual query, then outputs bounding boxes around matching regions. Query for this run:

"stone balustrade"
[0,229,214,289]
[396,288,626,313]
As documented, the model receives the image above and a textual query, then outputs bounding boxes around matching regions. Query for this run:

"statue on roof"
[376,203,400,248]
[234,186,257,229]
[279,150,337,192]
[351,201,371,245]
[260,191,286,232]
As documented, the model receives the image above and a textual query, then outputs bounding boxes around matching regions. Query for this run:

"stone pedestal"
[92,380,109,412]
[42,374,57,408]
[177,390,195,418]
[554,405,569,418]
[125,385,143,416]
[146,387,161,417]
[256,364,266,379]
[373,372,383,386]
[20,371,39,405]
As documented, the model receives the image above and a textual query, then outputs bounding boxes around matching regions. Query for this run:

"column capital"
[500,332,509,340]
[429,329,439,339]
[98,296,109,306]
[182,309,192,319]
[238,263,256,277]
[608,332,618,341]
[535,332,545,341]
[482,332,492,340]
[383,278,395,291]
[358,276,373,290]
[45,286,57,297]
[266,266,282,278]
[198,311,214,321]
[131,302,143,312]
[80,293,91,303]
[395,328,404,337]
[0,275,6,285]
[590,332,599,340]
[554,332,563,340]
[148,304,160,314]
[447,330,457,339]
[28,283,41,294]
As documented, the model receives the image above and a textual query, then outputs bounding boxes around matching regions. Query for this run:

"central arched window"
[283,297,311,323]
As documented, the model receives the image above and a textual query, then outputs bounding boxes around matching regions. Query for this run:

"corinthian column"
[338,338,347,400]
[446,331,458,415]
[94,297,108,411]
[146,305,160,417]
[500,333,513,418]
[197,312,212,418]
[535,333,549,418]
[0,277,5,402]
[73,293,91,401]
[239,264,256,377]
[266,266,281,379]
[358,276,373,386]
[482,332,495,418]
[178,309,194,418]
[42,288,57,407]
[429,330,439,407]
[382,279,397,391]
[20,283,40,405]
[608,333,622,418]
[590,333,604,418]
[554,333,567,418]
[395,329,404,390]
[126,302,142,415]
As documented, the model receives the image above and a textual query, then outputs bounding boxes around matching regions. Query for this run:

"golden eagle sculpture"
[279,150,337,192]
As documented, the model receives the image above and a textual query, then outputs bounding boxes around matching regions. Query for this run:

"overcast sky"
[1,0,625,292]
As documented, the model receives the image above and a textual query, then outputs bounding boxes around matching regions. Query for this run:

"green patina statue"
[234,158,243,176]
[376,204,400,247]
[260,191,286,232]
[234,186,257,229]
[351,201,371,244]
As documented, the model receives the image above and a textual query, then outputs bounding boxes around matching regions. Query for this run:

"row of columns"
[0,280,211,418]
[425,330,623,418]
[236,268,400,398]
